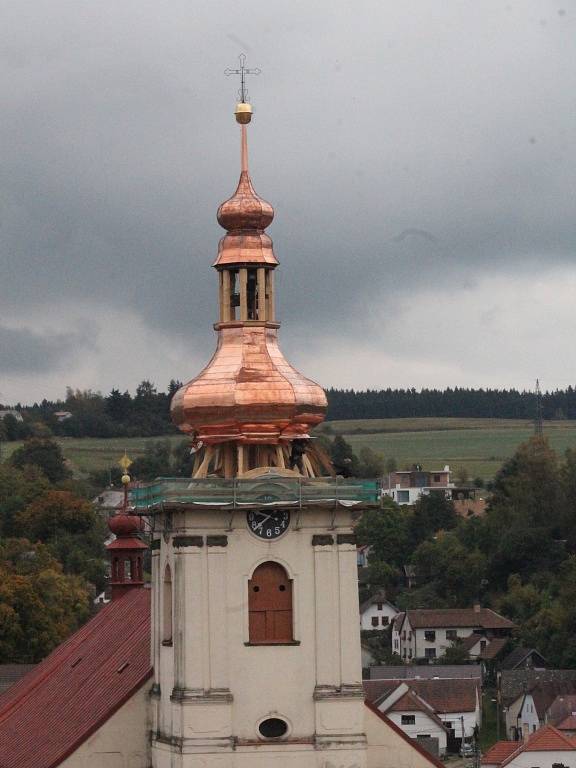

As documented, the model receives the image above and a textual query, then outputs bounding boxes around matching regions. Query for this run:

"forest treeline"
[2,383,576,441]
[325,385,576,421]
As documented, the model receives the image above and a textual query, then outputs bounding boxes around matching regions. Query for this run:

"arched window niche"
[162,563,173,646]
[248,561,294,645]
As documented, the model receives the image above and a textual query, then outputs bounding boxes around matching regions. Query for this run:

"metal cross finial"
[225,53,261,103]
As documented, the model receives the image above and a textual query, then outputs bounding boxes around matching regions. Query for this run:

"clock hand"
[253,513,273,531]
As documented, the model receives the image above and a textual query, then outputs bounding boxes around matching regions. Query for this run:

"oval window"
[258,718,288,739]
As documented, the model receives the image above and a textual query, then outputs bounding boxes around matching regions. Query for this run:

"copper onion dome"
[170,107,327,465]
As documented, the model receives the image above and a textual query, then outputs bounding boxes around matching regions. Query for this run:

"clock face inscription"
[247,509,290,540]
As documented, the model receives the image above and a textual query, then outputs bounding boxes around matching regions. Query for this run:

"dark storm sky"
[1,0,574,403]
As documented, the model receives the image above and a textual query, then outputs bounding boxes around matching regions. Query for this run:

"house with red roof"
[394,606,515,663]
[481,724,576,768]
[365,676,481,752]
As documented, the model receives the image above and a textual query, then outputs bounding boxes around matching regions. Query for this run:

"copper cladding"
[171,324,327,444]
[171,120,327,444]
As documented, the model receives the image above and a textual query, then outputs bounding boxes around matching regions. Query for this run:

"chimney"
[473,602,481,613]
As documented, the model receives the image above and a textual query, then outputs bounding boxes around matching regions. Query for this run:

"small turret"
[106,454,147,599]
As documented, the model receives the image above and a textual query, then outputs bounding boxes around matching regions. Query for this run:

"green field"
[317,418,576,480]
[3,418,576,480]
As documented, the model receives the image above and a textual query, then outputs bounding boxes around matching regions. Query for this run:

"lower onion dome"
[170,325,327,444]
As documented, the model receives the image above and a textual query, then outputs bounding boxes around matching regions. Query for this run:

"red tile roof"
[404,608,515,630]
[520,724,576,753]
[558,714,576,731]
[386,689,449,731]
[480,740,518,765]
[0,588,151,768]
[482,727,576,767]
[365,677,479,713]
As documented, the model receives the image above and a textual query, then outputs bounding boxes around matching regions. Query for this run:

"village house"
[504,681,576,741]
[373,684,450,756]
[360,591,400,631]
[383,465,454,506]
[381,465,486,516]
[393,607,515,663]
[499,647,548,672]
[481,724,576,768]
[365,677,482,752]
[546,694,576,736]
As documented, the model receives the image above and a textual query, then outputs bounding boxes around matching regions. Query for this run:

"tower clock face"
[247,509,290,540]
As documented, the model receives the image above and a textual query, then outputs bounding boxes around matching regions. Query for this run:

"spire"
[106,453,147,599]
[169,65,328,478]
[215,55,276,265]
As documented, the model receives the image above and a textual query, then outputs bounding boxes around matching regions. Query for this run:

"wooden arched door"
[248,561,293,644]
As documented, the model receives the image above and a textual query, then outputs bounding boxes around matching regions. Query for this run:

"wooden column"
[239,268,248,321]
[267,269,275,321]
[222,270,231,322]
[257,268,266,321]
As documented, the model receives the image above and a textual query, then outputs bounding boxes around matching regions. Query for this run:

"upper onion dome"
[217,171,274,232]
[213,123,278,268]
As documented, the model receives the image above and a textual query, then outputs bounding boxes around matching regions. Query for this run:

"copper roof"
[403,608,515,630]
[0,588,151,768]
[171,324,327,443]
[214,124,278,267]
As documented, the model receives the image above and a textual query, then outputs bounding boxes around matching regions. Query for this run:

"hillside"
[4,418,576,480]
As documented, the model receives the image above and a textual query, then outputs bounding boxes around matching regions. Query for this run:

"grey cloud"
[0,0,574,397]
[0,324,91,374]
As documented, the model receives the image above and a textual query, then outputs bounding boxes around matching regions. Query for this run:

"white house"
[395,607,515,663]
[373,683,449,755]
[360,591,400,631]
[383,466,453,506]
[365,677,482,747]
[481,724,576,768]
[505,682,576,741]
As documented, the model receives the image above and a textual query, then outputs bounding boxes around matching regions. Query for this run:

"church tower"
[146,68,379,768]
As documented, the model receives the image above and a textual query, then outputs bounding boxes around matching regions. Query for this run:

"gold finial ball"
[121,473,131,485]
[235,102,252,124]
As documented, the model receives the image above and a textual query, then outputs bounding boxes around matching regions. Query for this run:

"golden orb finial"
[235,102,252,124]
[118,451,132,485]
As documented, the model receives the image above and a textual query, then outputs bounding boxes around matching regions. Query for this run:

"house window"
[408,649,412,659]
[408,631,412,640]
[162,563,173,645]
[401,715,416,725]
[402,631,406,640]
[397,490,409,503]
[425,648,436,659]
[446,629,457,640]
[425,630,436,642]
[394,639,399,649]
[248,561,293,644]
[382,616,389,626]
[433,474,441,482]
[480,640,487,651]
[402,649,407,658]
[377,603,383,611]
[371,617,379,627]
